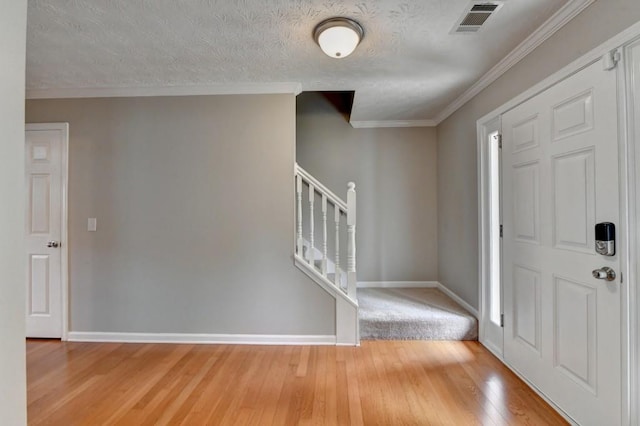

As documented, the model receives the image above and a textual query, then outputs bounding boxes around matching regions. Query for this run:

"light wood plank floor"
[27,339,567,425]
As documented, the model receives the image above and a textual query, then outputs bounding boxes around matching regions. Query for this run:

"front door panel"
[502,59,621,425]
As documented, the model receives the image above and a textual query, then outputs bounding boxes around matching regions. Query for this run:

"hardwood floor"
[27,339,567,425]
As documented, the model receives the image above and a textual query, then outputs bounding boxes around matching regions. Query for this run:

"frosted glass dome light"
[314,18,364,59]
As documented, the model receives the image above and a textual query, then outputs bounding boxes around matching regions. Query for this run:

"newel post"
[346,182,357,300]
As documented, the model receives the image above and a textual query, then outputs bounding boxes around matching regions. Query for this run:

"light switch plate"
[88,218,97,232]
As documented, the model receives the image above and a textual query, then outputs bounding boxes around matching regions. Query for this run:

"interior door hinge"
[603,49,621,71]
[500,314,504,328]
[497,134,502,149]
[500,224,503,238]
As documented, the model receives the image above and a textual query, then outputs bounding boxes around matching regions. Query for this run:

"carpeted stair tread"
[358,287,478,340]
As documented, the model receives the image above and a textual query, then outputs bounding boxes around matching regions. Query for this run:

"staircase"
[294,164,359,345]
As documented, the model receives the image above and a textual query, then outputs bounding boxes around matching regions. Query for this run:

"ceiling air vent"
[452,2,504,34]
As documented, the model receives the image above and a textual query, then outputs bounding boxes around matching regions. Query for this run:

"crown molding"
[26,82,303,99]
[350,119,437,128]
[433,0,595,125]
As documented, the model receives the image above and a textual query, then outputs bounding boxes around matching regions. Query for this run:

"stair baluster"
[347,182,357,300]
[321,194,328,276]
[296,174,303,257]
[308,184,315,265]
[335,208,341,289]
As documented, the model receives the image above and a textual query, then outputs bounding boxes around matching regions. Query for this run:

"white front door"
[502,59,621,425]
[25,125,67,338]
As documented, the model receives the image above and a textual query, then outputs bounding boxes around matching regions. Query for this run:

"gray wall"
[437,0,640,308]
[297,92,438,282]
[26,95,335,335]
[0,1,27,424]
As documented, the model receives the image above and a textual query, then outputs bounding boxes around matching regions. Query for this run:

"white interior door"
[502,59,621,425]
[25,125,67,338]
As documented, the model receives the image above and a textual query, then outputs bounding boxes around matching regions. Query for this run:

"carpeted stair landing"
[358,287,478,340]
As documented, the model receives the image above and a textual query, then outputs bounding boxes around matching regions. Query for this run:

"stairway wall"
[0,1,27,423]
[297,92,438,282]
[26,94,336,336]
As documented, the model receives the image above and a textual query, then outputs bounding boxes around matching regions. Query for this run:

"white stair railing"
[294,164,357,304]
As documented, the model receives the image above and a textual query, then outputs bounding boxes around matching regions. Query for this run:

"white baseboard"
[436,282,479,319]
[357,280,479,318]
[357,281,439,288]
[67,332,337,345]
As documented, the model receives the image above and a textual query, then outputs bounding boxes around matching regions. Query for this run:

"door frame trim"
[477,20,640,426]
[624,38,640,426]
[477,116,503,359]
[25,123,69,341]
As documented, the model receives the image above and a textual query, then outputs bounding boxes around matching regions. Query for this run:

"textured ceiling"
[27,0,568,122]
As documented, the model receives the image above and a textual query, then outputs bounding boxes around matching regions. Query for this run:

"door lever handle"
[47,241,60,248]
[592,267,616,282]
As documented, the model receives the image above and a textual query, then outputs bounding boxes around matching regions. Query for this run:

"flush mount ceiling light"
[313,17,364,59]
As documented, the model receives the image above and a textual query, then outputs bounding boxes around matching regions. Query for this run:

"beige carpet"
[358,287,478,340]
